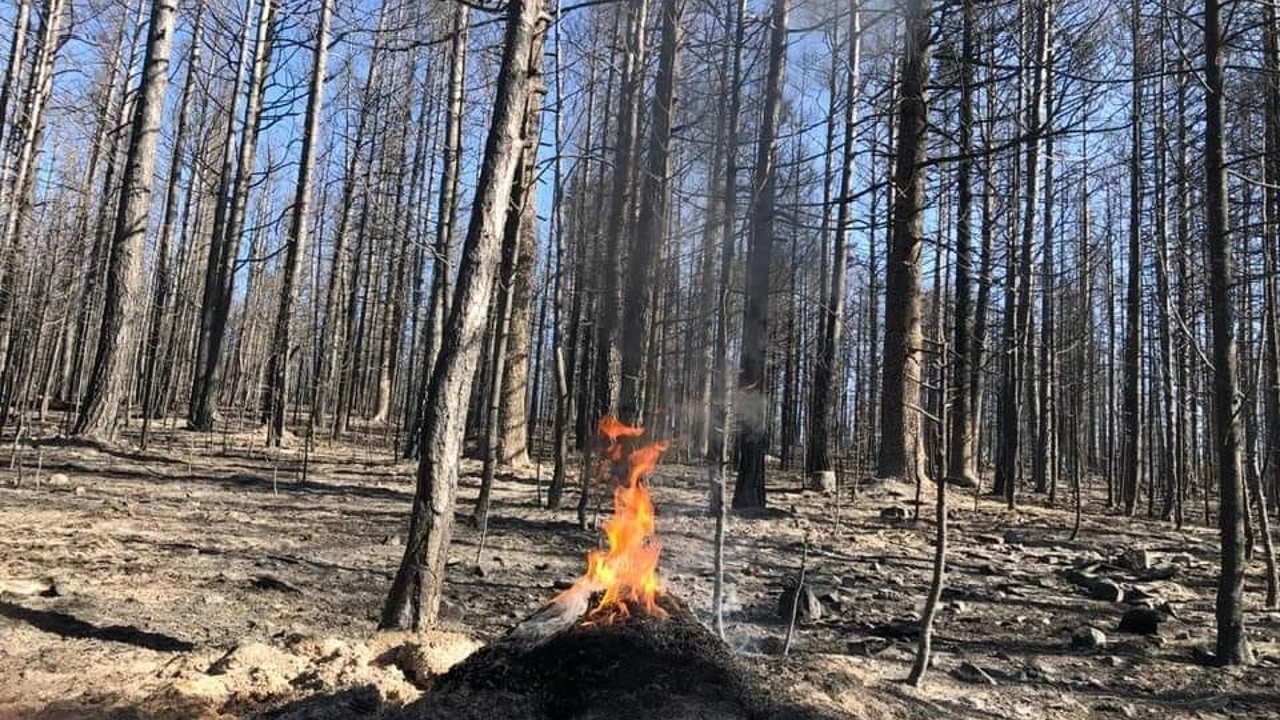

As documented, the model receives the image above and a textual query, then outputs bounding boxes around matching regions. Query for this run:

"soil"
[1,419,1279,719]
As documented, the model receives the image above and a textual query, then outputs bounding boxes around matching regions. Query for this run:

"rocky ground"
[1,418,1278,719]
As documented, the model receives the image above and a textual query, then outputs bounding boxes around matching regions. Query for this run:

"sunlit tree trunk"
[264,0,330,445]
[877,0,930,485]
[74,0,177,439]
[381,0,544,630]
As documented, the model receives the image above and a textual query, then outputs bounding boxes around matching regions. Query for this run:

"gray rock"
[1071,626,1108,650]
[879,506,908,520]
[809,471,837,494]
[846,637,891,657]
[778,583,824,623]
[952,661,997,685]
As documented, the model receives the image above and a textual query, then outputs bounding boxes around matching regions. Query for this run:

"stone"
[808,471,837,494]
[845,637,891,656]
[1117,607,1164,635]
[777,583,824,623]
[879,506,908,520]
[952,661,997,685]
[1119,549,1153,571]
[1071,627,1107,650]
[45,473,69,486]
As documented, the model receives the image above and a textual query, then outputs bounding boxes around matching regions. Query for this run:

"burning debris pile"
[391,417,834,720]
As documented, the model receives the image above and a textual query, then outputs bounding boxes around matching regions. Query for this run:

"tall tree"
[733,0,788,510]
[876,0,931,485]
[619,0,683,425]
[263,0,331,445]
[943,0,977,488]
[1204,0,1253,666]
[381,0,545,630]
[807,0,862,483]
[74,0,178,439]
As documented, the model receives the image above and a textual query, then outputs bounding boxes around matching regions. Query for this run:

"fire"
[562,415,669,621]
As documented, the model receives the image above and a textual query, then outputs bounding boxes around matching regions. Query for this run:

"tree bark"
[733,0,788,510]
[876,0,930,485]
[74,0,177,439]
[381,0,544,630]
[264,0,330,445]
[1204,0,1253,666]
[807,1,862,481]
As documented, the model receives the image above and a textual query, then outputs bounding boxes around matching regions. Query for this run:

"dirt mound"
[391,594,839,720]
[138,630,479,719]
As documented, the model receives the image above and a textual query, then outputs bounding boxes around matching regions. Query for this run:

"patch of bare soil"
[1,420,1278,719]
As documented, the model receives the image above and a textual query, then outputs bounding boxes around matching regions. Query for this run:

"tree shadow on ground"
[0,600,194,652]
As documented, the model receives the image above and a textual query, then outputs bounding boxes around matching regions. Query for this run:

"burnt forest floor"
[1,417,1278,720]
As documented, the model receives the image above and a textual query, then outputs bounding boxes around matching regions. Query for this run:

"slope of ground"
[0,420,1278,719]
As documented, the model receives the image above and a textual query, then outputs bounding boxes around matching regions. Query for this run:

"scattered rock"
[947,600,968,614]
[952,661,997,685]
[845,637,891,656]
[73,486,86,496]
[0,578,56,597]
[1118,549,1152,571]
[808,471,837,494]
[1094,701,1137,717]
[251,574,303,594]
[974,534,1004,546]
[879,506,908,520]
[552,579,573,590]
[1063,569,1125,603]
[1070,627,1107,650]
[868,619,919,640]
[777,583,824,623]
[1118,607,1165,635]
[45,473,69,486]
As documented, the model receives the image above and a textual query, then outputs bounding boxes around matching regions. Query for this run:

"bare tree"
[1204,0,1253,667]
[877,0,931,486]
[381,0,545,630]
[74,0,178,439]
[733,0,788,510]
[264,0,331,445]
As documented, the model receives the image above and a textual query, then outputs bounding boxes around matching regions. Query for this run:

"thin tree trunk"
[1204,0,1253,666]
[733,0,788,510]
[807,1,862,482]
[380,0,544,630]
[264,0,330,445]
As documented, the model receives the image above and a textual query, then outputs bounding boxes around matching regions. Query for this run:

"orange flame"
[561,416,669,621]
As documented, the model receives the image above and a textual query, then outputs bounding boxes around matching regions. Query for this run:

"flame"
[560,415,669,621]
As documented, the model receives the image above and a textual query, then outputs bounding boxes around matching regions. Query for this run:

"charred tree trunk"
[619,0,683,426]
[1204,0,1253,666]
[733,0,788,511]
[876,0,930,485]
[380,0,544,630]
[807,1,861,482]
[406,4,468,459]
[264,0,329,446]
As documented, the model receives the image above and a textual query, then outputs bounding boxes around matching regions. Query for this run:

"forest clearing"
[4,0,1280,715]
[0,425,1278,719]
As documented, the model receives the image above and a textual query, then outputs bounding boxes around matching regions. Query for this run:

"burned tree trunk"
[381,0,545,630]
[619,0,683,426]
[1204,0,1253,666]
[876,0,930,485]
[807,1,861,483]
[733,0,788,510]
[74,0,176,440]
[264,0,330,446]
